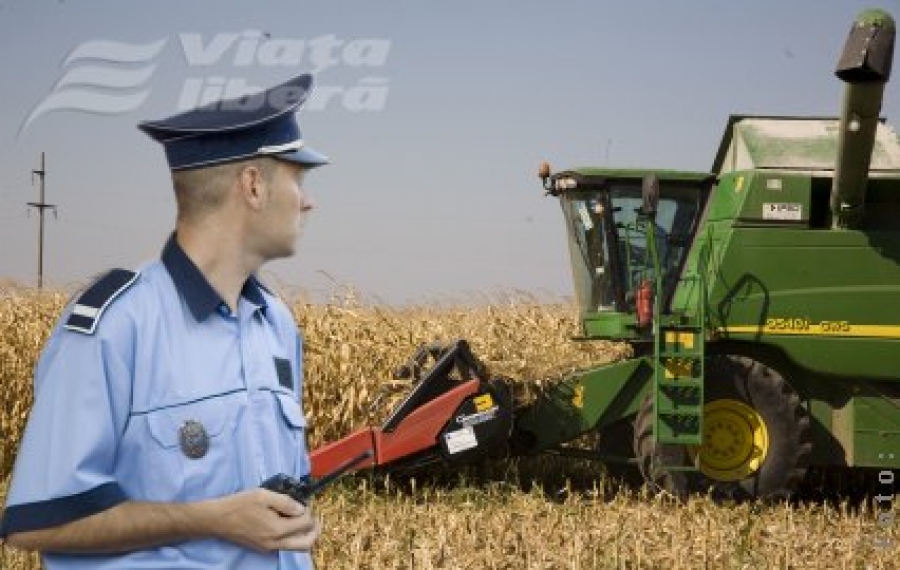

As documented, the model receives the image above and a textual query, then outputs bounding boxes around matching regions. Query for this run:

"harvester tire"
[633,394,690,497]
[634,355,812,501]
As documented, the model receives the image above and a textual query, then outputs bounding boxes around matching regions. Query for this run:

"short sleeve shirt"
[1,236,313,570]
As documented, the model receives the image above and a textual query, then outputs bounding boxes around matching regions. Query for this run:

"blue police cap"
[138,74,328,171]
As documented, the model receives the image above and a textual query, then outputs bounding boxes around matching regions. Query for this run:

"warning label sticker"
[444,426,478,454]
[456,406,498,428]
[762,203,803,221]
[473,393,494,412]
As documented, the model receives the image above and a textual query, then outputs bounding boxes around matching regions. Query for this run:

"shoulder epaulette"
[65,269,139,335]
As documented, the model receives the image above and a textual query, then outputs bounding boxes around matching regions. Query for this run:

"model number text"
[764,318,852,333]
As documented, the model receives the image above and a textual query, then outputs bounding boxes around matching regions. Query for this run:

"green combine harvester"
[311,8,899,500]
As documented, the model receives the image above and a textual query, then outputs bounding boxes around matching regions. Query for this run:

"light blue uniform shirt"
[1,236,313,569]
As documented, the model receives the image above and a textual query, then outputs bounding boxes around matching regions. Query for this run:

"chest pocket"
[145,395,242,501]
[272,392,310,478]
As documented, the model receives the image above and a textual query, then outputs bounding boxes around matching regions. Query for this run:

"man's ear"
[238,164,267,210]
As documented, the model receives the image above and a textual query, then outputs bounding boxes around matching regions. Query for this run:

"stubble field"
[0,287,896,569]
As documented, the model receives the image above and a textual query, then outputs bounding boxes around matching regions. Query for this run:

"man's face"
[258,160,312,260]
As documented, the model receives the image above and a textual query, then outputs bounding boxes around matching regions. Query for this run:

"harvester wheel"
[634,355,812,500]
[633,394,690,497]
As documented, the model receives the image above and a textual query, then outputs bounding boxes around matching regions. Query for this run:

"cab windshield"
[560,180,703,314]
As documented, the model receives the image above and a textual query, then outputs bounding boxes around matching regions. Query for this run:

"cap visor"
[276,146,329,168]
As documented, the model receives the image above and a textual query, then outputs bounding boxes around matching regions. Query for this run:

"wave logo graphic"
[19,38,169,135]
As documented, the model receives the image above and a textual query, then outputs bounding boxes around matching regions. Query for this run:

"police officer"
[1,74,327,569]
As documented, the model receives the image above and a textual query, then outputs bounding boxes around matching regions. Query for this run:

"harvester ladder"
[639,212,706,468]
[651,273,706,454]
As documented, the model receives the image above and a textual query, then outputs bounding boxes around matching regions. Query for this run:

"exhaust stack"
[830,9,895,229]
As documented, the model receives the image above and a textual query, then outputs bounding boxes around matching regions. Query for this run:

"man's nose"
[299,190,314,211]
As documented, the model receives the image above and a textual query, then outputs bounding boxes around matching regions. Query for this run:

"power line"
[27,152,57,289]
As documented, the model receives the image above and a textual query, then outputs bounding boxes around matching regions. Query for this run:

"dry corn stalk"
[0,288,897,570]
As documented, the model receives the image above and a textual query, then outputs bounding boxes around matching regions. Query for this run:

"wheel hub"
[694,399,769,482]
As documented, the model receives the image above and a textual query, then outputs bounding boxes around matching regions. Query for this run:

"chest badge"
[179,420,209,459]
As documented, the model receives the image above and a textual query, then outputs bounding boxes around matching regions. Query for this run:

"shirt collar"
[161,234,267,321]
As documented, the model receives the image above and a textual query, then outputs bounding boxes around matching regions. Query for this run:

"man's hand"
[5,489,321,555]
[206,488,321,552]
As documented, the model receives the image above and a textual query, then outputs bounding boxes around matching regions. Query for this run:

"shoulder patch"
[65,269,139,335]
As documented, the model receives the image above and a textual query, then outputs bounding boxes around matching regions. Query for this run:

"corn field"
[0,287,897,569]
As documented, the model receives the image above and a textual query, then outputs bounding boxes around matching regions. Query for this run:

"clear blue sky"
[1,0,897,304]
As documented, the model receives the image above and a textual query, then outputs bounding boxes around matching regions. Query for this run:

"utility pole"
[28,152,56,289]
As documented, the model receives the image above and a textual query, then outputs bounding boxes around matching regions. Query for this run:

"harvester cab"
[308,9,900,502]
[539,167,714,340]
